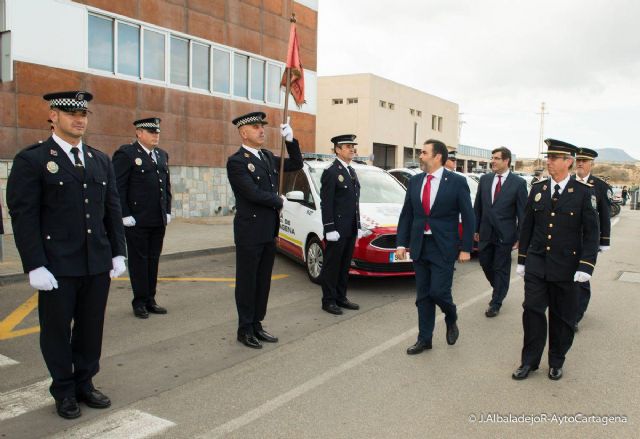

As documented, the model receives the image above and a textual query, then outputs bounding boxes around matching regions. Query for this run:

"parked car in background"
[277,159,414,283]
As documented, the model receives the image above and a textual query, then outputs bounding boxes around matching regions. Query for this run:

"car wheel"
[306,236,324,284]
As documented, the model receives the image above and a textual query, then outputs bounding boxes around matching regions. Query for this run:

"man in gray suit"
[473,147,528,317]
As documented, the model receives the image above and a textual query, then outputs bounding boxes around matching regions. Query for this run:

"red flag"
[281,21,305,107]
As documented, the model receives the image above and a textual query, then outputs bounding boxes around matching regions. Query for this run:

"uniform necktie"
[552,184,561,208]
[347,165,356,180]
[493,174,502,204]
[422,174,434,231]
[149,150,156,163]
[70,147,84,179]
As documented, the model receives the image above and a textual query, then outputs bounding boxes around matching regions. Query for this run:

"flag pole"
[279,13,296,195]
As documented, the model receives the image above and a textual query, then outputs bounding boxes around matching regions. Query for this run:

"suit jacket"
[473,172,527,248]
[6,137,126,276]
[397,169,475,262]
[227,139,303,246]
[320,159,361,237]
[112,141,172,227]
[517,178,599,281]
[571,174,611,247]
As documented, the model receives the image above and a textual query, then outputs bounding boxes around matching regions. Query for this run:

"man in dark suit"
[320,134,361,315]
[473,147,528,317]
[573,147,611,331]
[512,139,599,381]
[113,118,172,319]
[227,112,303,349]
[6,91,126,419]
[396,139,475,355]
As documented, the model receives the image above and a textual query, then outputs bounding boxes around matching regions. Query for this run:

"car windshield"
[308,165,407,204]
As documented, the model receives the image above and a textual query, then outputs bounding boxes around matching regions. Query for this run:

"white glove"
[280,116,294,142]
[357,229,365,239]
[110,256,127,279]
[166,214,172,225]
[28,266,58,291]
[573,271,591,283]
[599,245,610,252]
[122,216,136,227]
[325,231,340,242]
[516,264,525,277]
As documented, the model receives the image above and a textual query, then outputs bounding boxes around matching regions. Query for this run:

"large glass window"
[250,59,265,101]
[170,36,189,86]
[88,15,113,71]
[117,22,139,76]
[144,29,165,81]
[212,48,230,94]
[192,42,210,90]
[233,54,248,98]
[267,64,282,104]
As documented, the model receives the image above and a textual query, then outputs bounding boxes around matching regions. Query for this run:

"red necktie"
[493,175,502,204]
[422,174,434,231]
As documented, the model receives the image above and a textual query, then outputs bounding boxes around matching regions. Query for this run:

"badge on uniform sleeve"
[338,175,344,182]
[46,161,59,174]
[248,163,255,172]
[135,158,143,166]
[591,195,597,209]
[534,193,541,202]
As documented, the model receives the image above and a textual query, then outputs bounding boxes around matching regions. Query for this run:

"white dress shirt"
[242,144,262,160]
[138,141,157,162]
[52,133,84,166]
[550,174,571,198]
[491,169,510,201]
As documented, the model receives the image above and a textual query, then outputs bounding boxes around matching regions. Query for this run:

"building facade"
[316,73,458,169]
[0,0,318,234]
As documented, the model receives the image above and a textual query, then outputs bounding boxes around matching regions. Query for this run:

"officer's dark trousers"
[575,280,591,323]
[38,273,110,399]
[235,241,276,335]
[321,235,356,306]
[413,236,457,343]
[521,273,578,368]
[478,241,513,309]
[125,225,166,308]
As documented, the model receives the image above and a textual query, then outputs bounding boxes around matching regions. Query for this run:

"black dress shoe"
[336,299,360,310]
[55,397,81,419]
[77,388,111,408]
[548,367,563,380]
[406,340,432,355]
[133,306,149,319]
[255,328,278,343]
[485,307,499,318]
[146,303,167,314]
[512,364,538,380]
[322,304,343,315]
[446,322,459,345]
[237,333,262,349]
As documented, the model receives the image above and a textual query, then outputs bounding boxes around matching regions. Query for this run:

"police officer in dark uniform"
[112,118,172,319]
[319,134,361,315]
[444,149,457,171]
[227,112,303,349]
[573,147,611,331]
[6,91,126,419]
[512,139,599,381]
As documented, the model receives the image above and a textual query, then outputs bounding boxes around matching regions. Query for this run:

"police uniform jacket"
[227,139,303,246]
[572,174,611,247]
[6,138,126,276]
[320,159,361,237]
[517,178,599,281]
[112,141,172,227]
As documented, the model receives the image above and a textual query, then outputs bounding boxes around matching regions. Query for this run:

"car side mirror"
[286,191,305,202]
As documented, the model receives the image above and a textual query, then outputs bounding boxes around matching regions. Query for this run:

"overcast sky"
[317,0,640,159]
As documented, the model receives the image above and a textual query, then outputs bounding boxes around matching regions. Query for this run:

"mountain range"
[594,148,638,163]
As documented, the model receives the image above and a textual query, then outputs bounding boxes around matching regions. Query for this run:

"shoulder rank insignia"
[568,187,574,193]
[87,151,93,158]
[46,161,59,174]
[338,175,344,182]
[532,178,548,185]
[576,179,593,187]
[135,158,143,166]
[534,193,541,202]
[248,163,255,172]
[49,149,58,157]
[244,153,250,158]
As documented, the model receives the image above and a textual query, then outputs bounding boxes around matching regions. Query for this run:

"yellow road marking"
[112,274,289,282]
[0,293,40,341]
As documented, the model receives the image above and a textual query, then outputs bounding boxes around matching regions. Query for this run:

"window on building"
[389,102,395,110]
[191,42,210,90]
[347,97,358,104]
[170,36,189,86]
[250,58,265,101]
[432,115,437,130]
[233,54,248,98]
[438,116,443,132]
[332,98,343,105]
[379,100,387,108]
[409,109,415,116]
[417,110,422,117]
[212,48,230,94]
[143,29,165,81]
[117,22,139,77]
[88,14,113,72]
[266,63,282,104]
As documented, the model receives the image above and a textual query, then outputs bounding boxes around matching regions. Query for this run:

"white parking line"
[0,354,19,368]
[200,279,519,439]
[50,409,175,439]
[0,379,50,421]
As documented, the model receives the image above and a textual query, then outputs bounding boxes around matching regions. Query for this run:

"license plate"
[389,252,411,263]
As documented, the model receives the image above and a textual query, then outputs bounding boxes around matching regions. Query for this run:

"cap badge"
[46,161,59,174]
[50,149,58,157]
[534,193,542,202]
[75,92,85,101]
[338,175,344,182]
[135,158,143,166]
[248,163,255,172]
